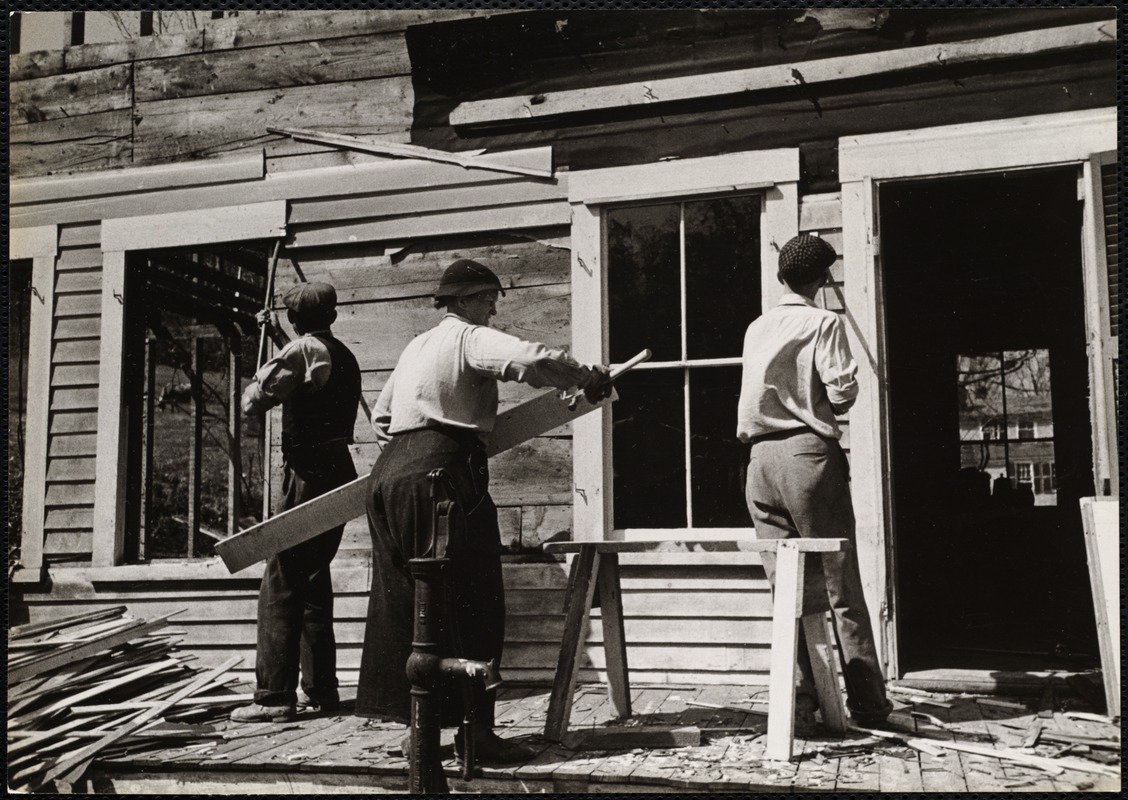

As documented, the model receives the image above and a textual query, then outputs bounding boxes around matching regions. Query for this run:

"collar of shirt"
[778,293,817,308]
[300,329,333,336]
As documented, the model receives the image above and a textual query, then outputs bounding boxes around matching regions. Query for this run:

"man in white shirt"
[737,235,892,734]
[356,259,611,762]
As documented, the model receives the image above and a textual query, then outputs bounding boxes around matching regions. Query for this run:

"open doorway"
[881,167,1099,673]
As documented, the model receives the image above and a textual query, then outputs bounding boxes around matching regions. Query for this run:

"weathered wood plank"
[132,78,414,163]
[510,641,773,674]
[41,531,94,558]
[43,507,95,530]
[55,270,102,295]
[48,433,98,458]
[135,32,410,102]
[506,615,776,645]
[288,178,566,227]
[204,9,521,50]
[51,386,100,411]
[63,30,204,72]
[57,224,102,249]
[9,109,133,176]
[54,318,101,341]
[53,340,102,365]
[46,457,98,482]
[54,293,102,318]
[288,199,571,249]
[44,482,97,507]
[10,63,133,126]
[10,48,66,82]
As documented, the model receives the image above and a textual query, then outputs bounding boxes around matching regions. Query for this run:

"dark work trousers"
[355,427,504,727]
[745,429,892,721]
[254,443,355,707]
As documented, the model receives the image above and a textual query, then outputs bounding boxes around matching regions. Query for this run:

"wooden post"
[227,337,242,537]
[802,612,847,733]
[545,546,601,741]
[765,542,804,761]
[141,337,156,561]
[187,337,204,556]
[596,552,631,720]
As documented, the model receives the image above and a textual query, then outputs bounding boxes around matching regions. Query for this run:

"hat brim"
[435,282,506,298]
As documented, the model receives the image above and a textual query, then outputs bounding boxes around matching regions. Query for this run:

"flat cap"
[778,235,837,283]
[282,281,337,314]
[434,259,506,299]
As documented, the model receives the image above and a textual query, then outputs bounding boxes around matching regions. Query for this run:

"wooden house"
[9,9,1118,694]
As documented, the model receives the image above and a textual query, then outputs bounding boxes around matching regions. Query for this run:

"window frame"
[567,149,799,543]
[94,201,286,566]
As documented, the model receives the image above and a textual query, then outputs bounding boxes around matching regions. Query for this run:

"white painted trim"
[838,108,1119,677]
[9,225,58,259]
[10,152,264,206]
[569,149,800,544]
[840,108,1116,182]
[101,200,287,252]
[452,20,1115,126]
[19,241,59,572]
[1080,155,1118,497]
[569,150,797,206]
[91,251,129,567]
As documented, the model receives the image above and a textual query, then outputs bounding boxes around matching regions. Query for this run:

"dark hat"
[282,282,337,315]
[434,259,506,299]
[778,235,837,284]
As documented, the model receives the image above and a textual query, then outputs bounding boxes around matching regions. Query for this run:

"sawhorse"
[541,539,849,761]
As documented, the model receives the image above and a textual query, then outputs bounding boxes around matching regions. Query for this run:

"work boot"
[793,694,818,738]
[230,702,297,724]
[851,698,895,730]
[297,689,340,714]
[455,729,537,764]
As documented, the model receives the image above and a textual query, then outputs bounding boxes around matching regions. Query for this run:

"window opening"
[608,194,761,529]
[957,349,1057,506]
[123,245,268,559]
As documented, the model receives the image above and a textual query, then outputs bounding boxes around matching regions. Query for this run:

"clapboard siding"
[10,62,133,125]
[15,560,775,685]
[9,108,134,176]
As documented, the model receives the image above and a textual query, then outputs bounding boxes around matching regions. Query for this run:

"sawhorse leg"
[765,542,847,760]
[544,547,632,741]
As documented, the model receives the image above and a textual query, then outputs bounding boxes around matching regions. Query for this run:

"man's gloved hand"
[580,365,613,404]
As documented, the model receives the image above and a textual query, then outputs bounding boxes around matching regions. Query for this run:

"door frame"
[838,108,1116,677]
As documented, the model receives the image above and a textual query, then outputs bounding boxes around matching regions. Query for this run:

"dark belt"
[396,424,486,451]
[750,426,817,443]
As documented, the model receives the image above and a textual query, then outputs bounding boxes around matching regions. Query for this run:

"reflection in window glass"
[608,203,680,363]
[957,349,1056,506]
[607,195,761,529]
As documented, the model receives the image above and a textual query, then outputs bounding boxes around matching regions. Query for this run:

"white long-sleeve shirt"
[242,330,333,415]
[736,294,858,442]
[372,313,595,444]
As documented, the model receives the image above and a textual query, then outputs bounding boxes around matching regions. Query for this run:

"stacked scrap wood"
[8,606,245,792]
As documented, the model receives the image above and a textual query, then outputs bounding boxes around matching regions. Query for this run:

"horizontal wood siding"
[15,559,774,686]
[44,228,102,564]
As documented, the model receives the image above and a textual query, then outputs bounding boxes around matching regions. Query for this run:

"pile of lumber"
[8,607,245,792]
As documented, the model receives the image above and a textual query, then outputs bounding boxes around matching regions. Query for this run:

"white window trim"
[10,225,59,575]
[93,201,287,566]
[838,106,1116,675]
[568,149,800,543]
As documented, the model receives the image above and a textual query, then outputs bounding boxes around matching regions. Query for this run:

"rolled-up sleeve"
[465,327,591,390]
[371,372,395,444]
[815,315,859,410]
[241,336,332,415]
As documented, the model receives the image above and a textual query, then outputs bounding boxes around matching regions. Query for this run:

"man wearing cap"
[231,281,362,723]
[355,259,612,762]
[737,235,892,735]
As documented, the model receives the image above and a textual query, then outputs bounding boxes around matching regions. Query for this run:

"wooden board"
[1080,498,1120,718]
[216,389,612,573]
[10,63,133,126]
[9,108,133,176]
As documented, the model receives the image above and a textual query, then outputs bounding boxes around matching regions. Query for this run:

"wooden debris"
[7,607,245,792]
[1064,711,1116,724]
[1021,717,1043,747]
[974,697,1029,711]
[917,738,1121,778]
[685,700,768,716]
[563,726,702,750]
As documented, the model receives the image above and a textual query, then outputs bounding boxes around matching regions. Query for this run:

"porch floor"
[85,683,1119,794]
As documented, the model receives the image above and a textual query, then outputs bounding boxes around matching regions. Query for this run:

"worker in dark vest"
[355,259,612,762]
[231,281,362,723]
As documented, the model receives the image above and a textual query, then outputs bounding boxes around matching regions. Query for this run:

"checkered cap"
[778,235,837,284]
[435,259,506,299]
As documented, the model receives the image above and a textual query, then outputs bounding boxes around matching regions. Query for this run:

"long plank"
[215,351,649,572]
[7,614,177,684]
[451,20,1115,125]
